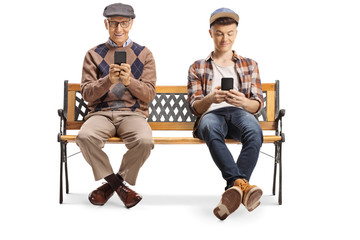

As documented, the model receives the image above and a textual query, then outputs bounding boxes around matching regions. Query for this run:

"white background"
[0,0,359,239]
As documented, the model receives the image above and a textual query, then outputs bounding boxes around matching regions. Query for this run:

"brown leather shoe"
[88,183,115,206]
[116,184,142,208]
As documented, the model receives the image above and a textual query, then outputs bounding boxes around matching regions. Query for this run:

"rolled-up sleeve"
[187,62,204,117]
[249,62,264,114]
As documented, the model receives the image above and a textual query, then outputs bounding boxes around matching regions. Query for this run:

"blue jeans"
[196,107,263,190]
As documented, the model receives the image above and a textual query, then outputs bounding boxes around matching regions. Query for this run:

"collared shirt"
[187,51,264,117]
[107,37,132,48]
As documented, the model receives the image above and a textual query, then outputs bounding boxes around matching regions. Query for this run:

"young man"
[75,3,156,208]
[187,8,264,220]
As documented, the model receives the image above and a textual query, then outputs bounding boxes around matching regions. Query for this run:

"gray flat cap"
[103,3,136,18]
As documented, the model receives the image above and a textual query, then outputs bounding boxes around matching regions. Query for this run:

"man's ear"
[104,19,109,30]
[209,29,213,38]
[128,19,134,30]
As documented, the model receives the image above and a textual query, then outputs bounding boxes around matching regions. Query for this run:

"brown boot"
[115,183,142,208]
[213,186,243,220]
[88,183,115,206]
[233,179,263,212]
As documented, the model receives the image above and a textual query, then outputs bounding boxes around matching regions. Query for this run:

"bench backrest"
[62,80,280,131]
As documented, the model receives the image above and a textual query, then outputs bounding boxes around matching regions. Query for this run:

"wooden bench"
[58,80,285,204]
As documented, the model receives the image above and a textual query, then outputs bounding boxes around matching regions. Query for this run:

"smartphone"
[221,77,234,90]
[114,51,127,65]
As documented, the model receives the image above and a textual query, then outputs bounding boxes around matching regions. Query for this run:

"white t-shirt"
[205,62,241,114]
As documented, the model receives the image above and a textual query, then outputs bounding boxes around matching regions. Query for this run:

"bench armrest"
[58,109,67,140]
[275,109,285,122]
[58,109,66,119]
[275,109,285,142]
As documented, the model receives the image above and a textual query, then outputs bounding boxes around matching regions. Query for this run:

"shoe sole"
[243,187,263,212]
[213,187,243,220]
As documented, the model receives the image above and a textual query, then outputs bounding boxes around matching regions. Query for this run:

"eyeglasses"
[107,19,131,29]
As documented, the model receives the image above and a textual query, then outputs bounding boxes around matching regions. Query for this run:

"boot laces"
[239,179,251,192]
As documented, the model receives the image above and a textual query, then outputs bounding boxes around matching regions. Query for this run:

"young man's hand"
[225,89,260,114]
[225,89,248,108]
[210,86,227,103]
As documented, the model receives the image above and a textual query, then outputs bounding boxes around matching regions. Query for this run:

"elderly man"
[187,8,263,220]
[76,3,156,208]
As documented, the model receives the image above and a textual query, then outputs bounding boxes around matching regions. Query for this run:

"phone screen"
[221,77,234,90]
[114,51,127,65]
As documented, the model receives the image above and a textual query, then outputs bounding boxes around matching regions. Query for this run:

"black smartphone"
[114,51,126,65]
[221,77,234,90]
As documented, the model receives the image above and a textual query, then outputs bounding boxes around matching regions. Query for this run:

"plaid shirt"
[187,51,263,134]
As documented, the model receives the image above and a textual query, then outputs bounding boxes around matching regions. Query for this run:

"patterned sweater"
[81,41,156,117]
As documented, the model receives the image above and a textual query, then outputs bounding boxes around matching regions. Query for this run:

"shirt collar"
[107,38,132,48]
[206,51,240,62]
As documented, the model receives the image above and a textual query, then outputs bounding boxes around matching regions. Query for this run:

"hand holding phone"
[112,51,130,86]
[109,51,127,84]
[221,77,234,91]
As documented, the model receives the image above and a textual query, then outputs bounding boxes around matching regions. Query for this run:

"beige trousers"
[75,111,154,185]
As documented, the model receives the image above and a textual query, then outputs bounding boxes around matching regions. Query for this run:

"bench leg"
[59,142,64,204]
[278,142,283,205]
[272,144,277,195]
[273,141,283,205]
[64,144,69,194]
[59,141,69,204]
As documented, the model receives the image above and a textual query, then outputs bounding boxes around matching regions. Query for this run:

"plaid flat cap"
[103,3,136,18]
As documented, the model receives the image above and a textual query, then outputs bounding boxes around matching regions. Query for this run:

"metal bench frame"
[58,80,285,204]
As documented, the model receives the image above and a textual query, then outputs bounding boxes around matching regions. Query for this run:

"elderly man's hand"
[109,64,121,84]
[109,64,131,86]
[118,63,131,86]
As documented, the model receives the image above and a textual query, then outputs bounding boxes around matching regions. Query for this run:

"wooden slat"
[66,120,277,131]
[65,83,275,93]
[68,83,81,91]
[66,84,188,94]
[60,135,282,144]
[262,83,276,121]
[266,90,275,121]
[148,122,194,130]
[66,121,84,130]
[150,121,277,131]
[155,85,276,94]
[155,86,188,93]
[67,91,76,121]
[259,121,277,130]
[261,83,275,92]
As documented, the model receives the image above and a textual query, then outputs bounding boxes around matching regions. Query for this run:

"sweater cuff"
[124,77,133,88]
[102,75,113,89]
